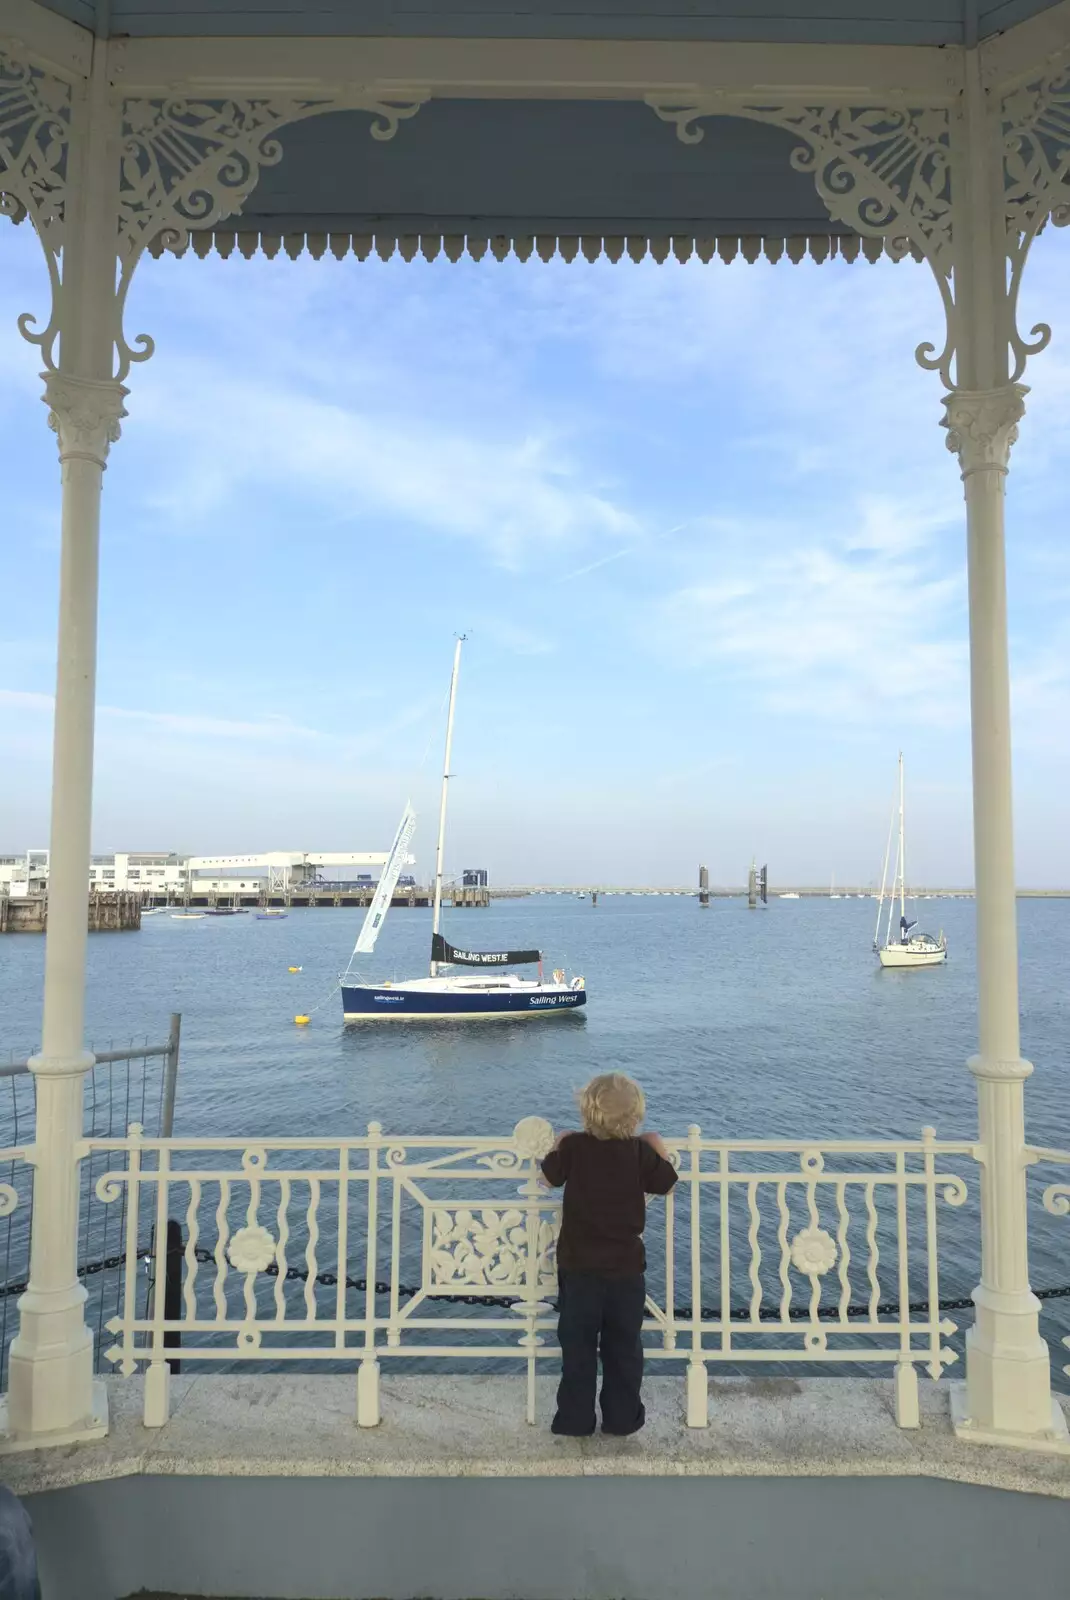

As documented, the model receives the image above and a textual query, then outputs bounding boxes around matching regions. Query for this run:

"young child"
[540,1072,677,1437]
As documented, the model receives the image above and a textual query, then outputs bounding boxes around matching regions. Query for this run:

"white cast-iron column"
[943,52,1061,1448]
[4,39,125,1446]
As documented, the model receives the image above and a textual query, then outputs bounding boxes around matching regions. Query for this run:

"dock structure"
[135,882,490,912]
[491,885,1070,899]
[0,892,142,933]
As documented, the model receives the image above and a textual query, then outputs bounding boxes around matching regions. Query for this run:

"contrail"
[555,547,631,584]
[555,522,689,584]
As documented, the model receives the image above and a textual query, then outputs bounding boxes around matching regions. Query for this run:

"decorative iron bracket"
[2,36,426,383]
[648,59,1070,397]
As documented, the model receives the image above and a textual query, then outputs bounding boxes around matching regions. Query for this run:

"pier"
[0,892,141,933]
[138,881,491,912]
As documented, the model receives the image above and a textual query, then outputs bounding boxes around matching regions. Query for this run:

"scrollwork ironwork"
[429,1206,558,1289]
[1001,60,1070,382]
[0,46,71,373]
[647,99,952,264]
[112,89,425,380]
[649,95,959,384]
[6,47,426,385]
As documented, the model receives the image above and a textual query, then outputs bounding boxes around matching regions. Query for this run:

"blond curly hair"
[578,1073,646,1141]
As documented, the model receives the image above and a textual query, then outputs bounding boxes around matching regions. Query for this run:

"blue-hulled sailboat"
[340,639,587,1022]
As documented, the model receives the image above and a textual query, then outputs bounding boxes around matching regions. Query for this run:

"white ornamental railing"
[86,1117,977,1430]
[1032,1146,1070,1381]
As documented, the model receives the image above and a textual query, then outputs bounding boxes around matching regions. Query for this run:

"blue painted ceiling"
[24,3,1064,240]
[31,0,1068,45]
[180,100,903,239]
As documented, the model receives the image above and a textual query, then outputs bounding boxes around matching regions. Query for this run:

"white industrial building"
[0,848,402,897]
[0,850,50,898]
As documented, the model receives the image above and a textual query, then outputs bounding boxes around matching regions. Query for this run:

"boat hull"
[342,982,587,1021]
[877,941,947,968]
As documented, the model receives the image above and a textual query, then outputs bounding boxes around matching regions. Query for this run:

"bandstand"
[3,1,1070,1594]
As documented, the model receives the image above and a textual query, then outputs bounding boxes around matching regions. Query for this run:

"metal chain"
[175,1247,1064,1320]
[3,1248,1070,1318]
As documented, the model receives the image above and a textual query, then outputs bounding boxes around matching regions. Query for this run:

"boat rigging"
[340,639,587,1020]
[874,753,947,969]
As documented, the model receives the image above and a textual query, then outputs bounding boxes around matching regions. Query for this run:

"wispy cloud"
[0,687,321,741]
[0,689,53,712]
[472,619,556,657]
[650,497,969,726]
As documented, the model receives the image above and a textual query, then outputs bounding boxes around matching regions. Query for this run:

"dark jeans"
[552,1269,646,1436]
[0,1487,39,1600]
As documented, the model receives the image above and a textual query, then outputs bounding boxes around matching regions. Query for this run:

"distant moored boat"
[874,754,947,969]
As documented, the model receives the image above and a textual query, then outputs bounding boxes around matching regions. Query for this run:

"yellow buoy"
[294,1014,310,1026]
[288,966,302,973]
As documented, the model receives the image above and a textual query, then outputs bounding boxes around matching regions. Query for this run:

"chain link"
[2,1248,1068,1319]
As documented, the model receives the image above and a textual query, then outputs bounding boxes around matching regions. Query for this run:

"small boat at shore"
[171,912,204,920]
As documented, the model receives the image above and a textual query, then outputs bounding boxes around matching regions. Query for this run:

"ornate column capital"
[967,1051,1035,1084]
[42,373,128,467]
[941,384,1028,477]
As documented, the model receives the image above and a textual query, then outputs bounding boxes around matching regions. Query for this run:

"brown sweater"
[541,1132,678,1276]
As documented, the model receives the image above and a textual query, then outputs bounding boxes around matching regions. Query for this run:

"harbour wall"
[0,892,141,933]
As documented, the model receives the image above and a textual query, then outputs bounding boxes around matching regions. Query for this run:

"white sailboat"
[874,754,947,969]
[340,639,587,1020]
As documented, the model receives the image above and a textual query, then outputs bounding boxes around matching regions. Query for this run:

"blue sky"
[1,220,1069,887]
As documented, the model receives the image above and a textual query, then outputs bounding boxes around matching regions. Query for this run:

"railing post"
[144,1147,172,1427]
[512,1117,556,1427]
[894,1363,920,1430]
[357,1124,380,1428]
[893,1150,920,1428]
[160,1015,181,1139]
[686,1125,708,1427]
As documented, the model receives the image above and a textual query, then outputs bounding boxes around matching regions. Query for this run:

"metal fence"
[0,1016,181,1390]
[87,1116,978,1429]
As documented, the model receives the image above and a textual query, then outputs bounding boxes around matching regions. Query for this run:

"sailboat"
[874,753,947,969]
[340,639,587,1021]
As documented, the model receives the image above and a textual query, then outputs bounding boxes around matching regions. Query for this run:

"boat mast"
[898,750,906,939]
[875,783,896,951]
[430,636,464,977]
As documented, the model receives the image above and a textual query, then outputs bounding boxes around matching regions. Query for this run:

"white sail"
[430,637,464,977]
[350,803,417,959]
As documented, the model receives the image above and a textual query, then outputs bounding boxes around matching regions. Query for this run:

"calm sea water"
[2,892,1069,1377]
